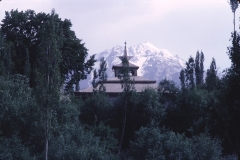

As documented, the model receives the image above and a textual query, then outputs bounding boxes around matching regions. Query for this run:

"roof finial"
[117,41,132,61]
[124,41,127,57]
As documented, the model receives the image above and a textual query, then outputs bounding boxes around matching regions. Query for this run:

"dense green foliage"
[0,8,240,160]
[128,127,222,160]
[0,9,95,91]
[92,57,108,93]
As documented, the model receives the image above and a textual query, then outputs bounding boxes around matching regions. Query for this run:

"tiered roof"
[75,42,157,97]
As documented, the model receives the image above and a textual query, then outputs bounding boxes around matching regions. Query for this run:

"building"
[74,42,157,97]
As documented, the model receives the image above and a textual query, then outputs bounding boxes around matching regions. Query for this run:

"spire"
[118,41,133,61]
[124,41,127,57]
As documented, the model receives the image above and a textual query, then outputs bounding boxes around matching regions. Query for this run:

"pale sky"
[0,0,238,70]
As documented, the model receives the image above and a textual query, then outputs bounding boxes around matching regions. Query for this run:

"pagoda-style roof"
[75,41,157,98]
[112,42,139,77]
[112,62,139,69]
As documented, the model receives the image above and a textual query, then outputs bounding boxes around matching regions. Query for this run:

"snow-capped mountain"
[80,42,185,89]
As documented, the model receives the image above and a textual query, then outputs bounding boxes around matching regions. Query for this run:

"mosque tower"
[112,42,139,77]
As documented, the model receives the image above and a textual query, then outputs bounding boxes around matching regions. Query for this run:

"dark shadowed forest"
[0,3,240,160]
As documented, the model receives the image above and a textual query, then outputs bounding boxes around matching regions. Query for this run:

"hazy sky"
[0,0,238,70]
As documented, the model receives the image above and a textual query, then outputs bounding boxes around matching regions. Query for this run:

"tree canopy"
[0,6,240,159]
[0,9,95,91]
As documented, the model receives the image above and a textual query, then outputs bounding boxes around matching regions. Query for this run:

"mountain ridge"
[80,42,185,89]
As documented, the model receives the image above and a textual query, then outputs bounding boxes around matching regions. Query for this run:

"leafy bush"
[0,136,33,160]
[128,127,224,160]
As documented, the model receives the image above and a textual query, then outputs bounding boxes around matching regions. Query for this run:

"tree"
[195,51,201,86]
[128,127,224,160]
[0,9,96,91]
[194,51,204,87]
[195,51,205,87]
[117,56,135,153]
[205,58,218,91]
[0,137,33,160]
[228,32,240,75]
[0,75,41,158]
[179,69,186,91]
[32,9,63,160]
[118,56,135,94]
[229,0,239,32]
[0,29,12,76]
[48,97,118,159]
[158,79,179,109]
[219,31,240,156]
[185,56,195,90]
[1,10,97,158]
[92,57,108,93]
[138,88,165,126]
[200,51,205,85]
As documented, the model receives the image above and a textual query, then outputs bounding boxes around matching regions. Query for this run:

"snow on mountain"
[80,42,185,89]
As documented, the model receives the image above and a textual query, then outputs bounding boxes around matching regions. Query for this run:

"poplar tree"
[33,9,62,160]
[195,51,201,86]
[205,58,218,91]
[179,69,186,91]
[185,56,195,90]
[228,32,240,75]
[92,57,108,93]
[229,0,239,32]
[118,56,135,153]
[223,31,240,155]
[195,51,204,87]
[200,51,205,85]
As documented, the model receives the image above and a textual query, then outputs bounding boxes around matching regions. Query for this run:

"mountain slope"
[80,42,185,89]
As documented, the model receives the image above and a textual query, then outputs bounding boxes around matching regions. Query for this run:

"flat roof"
[76,76,157,93]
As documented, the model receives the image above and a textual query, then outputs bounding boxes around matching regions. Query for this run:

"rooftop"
[76,76,157,93]
[75,42,157,97]
[112,62,139,69]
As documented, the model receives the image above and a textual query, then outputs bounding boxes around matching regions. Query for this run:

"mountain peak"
[142,41,155,46]
[134,42,161,53]
[81,42,186,89]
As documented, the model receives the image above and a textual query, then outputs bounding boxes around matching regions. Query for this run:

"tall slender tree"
[220,25,240,156]
[205,58,218,91]
[185,56,195,90]
[195,51,201,86]
[228,32,240,74]
[229,0,239,32]
[33,9,62,160]
[118,56,135,153]
[179,69,186,91]
[92,57,108,93]
[200,51,205,85]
